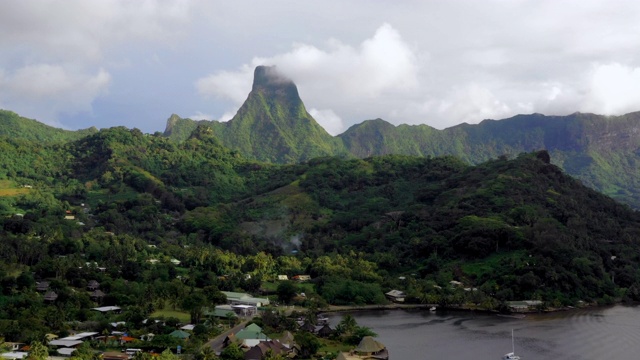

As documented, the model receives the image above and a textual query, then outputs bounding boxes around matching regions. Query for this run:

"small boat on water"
[497,313,526,319]
[502,329,521,360]
[429,306,436,312]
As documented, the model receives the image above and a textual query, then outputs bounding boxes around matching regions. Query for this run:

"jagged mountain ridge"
[164,66,640,207]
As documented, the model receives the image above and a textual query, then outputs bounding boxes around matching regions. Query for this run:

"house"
[90,290,106,301]
[299,322,316,333]
[169,330,190,340]
[277,275,288,281]
[235,323,270,347]
[1,343,25,352]
[244,340,289,360]
[180,324,195,331]
[64,215,75,220]
[59,332,99,342]
[92,306,121,313]
[87,280,100,290]
[336,336,389,360]
[385,290,406,303]
[221,291,270,307]
[204,305,238,319]
[212,304,259,318]
[317,324,334,338]
[36,281,50,292]
[507,300,543,312]
[0,352,28,359]
[48,340,84,348]
[57,348,78,357]
[278,331,295,349]
[292,275,311,282]
[170,258,181,265]
[44,291,58,302]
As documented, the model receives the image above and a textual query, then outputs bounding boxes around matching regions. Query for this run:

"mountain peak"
[251,65,299,98]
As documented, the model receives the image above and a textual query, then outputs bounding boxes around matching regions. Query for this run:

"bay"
[329,305,640,359]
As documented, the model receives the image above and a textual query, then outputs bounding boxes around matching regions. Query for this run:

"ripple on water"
[329,305,640,360]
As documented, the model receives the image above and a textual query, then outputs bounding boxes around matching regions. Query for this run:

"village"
[0,272,394,360]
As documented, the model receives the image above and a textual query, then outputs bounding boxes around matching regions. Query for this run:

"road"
[205,319,250,354]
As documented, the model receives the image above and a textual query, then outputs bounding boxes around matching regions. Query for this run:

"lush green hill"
[3,122,640,340]
[0,109,97,143]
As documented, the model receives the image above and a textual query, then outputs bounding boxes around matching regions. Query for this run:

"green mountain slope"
[163,114,213,142]
[164,66,343,163]
[0,109,97,143]
[339,112,640,206]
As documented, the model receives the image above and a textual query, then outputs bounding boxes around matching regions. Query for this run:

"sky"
[1,0,640,135]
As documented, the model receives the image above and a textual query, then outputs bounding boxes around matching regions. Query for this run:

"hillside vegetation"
[2,67,640,343]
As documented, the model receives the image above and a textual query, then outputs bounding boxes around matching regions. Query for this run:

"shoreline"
[321,301,621,316]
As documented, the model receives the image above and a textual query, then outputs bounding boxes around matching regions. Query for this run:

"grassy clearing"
[0,188,29,197]
[86,188,139,205]
[262,281,315,293]
[460,250,527,279]
[317,338,352,356]
[151,307,190,322]
[0,180,29,197]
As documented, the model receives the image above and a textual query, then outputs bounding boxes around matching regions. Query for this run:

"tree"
[346,326,378,345]
[276,281,297,304]
[203,285,227,305]
[68,342,99,360]
[263,350,286,360]
[182,292,207,324]
[294,332,320,359]
[335,314,357,336]
[219,343,243,360]
[26,341,48,360]
[195,346,217,360]
[158,349,178,360]
[132,352,152,360]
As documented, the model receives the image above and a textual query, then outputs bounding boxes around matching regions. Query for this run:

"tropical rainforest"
[2,66,640,346]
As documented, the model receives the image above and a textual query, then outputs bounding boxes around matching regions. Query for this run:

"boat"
[497,313,526,319]
[429,306,436,312]
[502,329,521,360]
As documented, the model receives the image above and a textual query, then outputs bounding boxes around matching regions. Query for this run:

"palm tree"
[196,346,217,360]
[336,314,357,336]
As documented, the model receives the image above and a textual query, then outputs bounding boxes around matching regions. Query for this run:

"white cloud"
[189,111,213,121]
[196,65,254,103]
[308,108,344,135]
[0,64,111,125]
[581,63,640,115]
[195,23,421,131]
[0,0,192,63]
[439,84,513,124]
[219,110,237,122]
